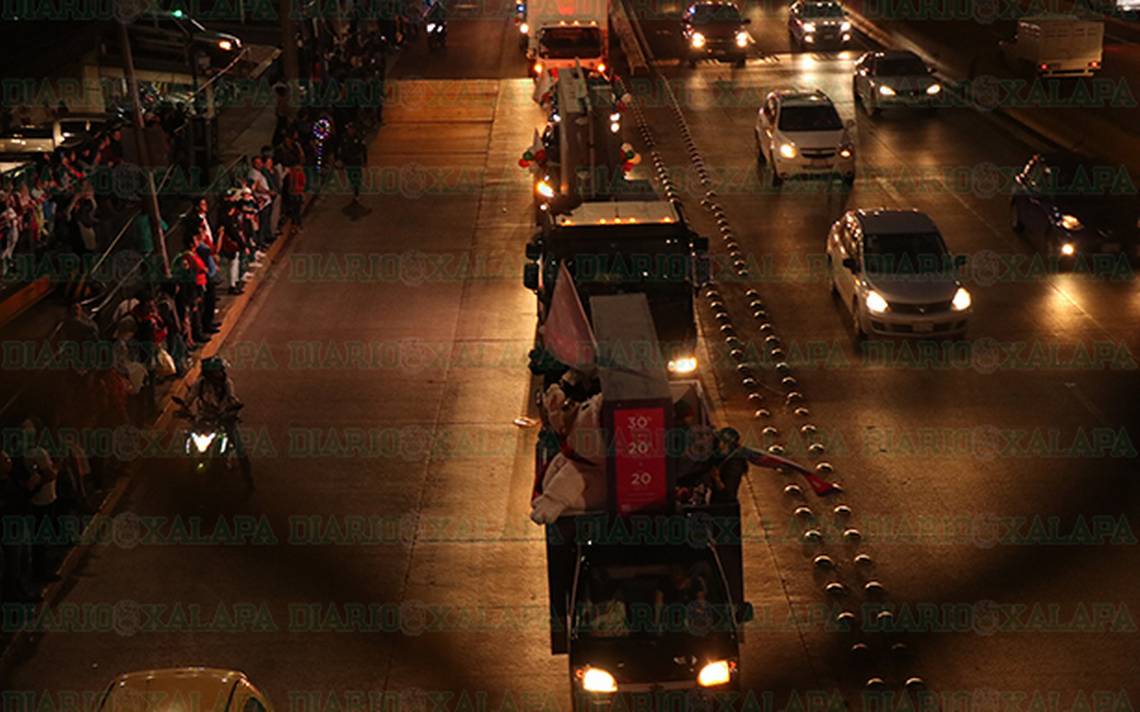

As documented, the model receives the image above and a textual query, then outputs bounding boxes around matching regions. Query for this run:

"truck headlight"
[952,287,972,312]
[778,143,797,159]
[667,356,698,374]
[1058,214,1083,231]
[926,82,942,95]
[838,144,853,159]
[878,84,896,96]
[190,431,217,453]
[519,21,529,33]
[697,660,734,687]
[578,667,617,692]
[735,30,748,47]
[691,32,706,48]
[802,21,816,32]
[840,20,851,31]
[865,290,889,314]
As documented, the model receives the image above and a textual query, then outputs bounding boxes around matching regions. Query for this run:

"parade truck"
[527,0,609,78]
[521,67,709,377]
[530,293,752,704]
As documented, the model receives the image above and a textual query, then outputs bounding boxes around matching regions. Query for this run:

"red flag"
[542,262,597,369]
[744,448,840,496]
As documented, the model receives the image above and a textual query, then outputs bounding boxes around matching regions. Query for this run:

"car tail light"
[1088,60,1100,68]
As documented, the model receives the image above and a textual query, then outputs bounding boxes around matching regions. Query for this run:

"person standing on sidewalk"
[247,156,274,248]
[12,418,60,584]
[217,190,245,295]
[339,122,368,202]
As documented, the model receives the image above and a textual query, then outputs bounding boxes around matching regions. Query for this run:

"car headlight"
[802,21,816,32]
[865,290,889,314]
[519,21,529,33]
[1058,214,1083,231]
[840,20,851,31]
[667,356,698,374]
[735,30,748,47]
[610,121,621,134]
[190,431,217,453]
[1060,242,1076,256]
[778,142,797,159]
[926,82,942,95]
[838,144,853,158]
[698,660,734,687]
[878,84,896,96]
[951,286,972,312]
[578,667,617,693]
[691,32,706,48]
[426,22,437,31]
[536,179,555,199]
[218,39,234,51]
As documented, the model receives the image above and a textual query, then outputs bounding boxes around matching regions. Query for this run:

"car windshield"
[863,232,950,275]
[539,27,603,58]
[876,56,928,75]
[778,104,843,131]
[802,2,845,16]
[574,551,730,639]
[690,3,742,22]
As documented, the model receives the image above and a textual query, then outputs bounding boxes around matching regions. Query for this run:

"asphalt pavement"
[4,4,1139,709]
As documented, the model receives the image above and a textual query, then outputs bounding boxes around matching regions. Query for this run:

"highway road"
[4,1,1138,709]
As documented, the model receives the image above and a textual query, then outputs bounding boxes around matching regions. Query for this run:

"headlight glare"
[778,143,797,159]
[735,30,748,47]
[803,21,816,32]
[865,290,889,314]
[1058,214,1083,231]
[667,356,698,374]
[926,82,942,95]
[691,31,706,48]
[536,180,555,199]
[840,20,851,31]
[579,667,617,692]
[952,287,972,311]
[190,431,217,453]
[698,660,734,687]
[878,84,896,96]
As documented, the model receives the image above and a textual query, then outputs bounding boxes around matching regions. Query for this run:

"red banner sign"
[613,406,667,514]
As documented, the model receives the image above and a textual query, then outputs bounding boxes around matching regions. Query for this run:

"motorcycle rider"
[425,0,447,46]
[185,357,253,487]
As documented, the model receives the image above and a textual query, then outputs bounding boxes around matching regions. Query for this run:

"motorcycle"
[426,19,447,50]
[172,396,245,477]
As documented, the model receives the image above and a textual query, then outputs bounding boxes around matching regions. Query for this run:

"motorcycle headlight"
[840,20,851,31]
[952,286,972,312]
[1058,214,1083,231]
[878,84,896,96]
[926,82,942,95]
[778,142,797,159]
[697,659,735,687]
[190,431,217,453]
[691,32,706,48]
[735,30,749,47]
[519,21,528,33]
[578,667,617,693]
[802,22,816,32]
[667,355,698,374]
[865,290,889,314]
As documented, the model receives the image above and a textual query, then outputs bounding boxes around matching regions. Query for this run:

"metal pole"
[117,17,172,278]
[281,0,300,84]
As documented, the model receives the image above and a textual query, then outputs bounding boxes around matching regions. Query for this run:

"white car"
[853,50,942,115]
[826,209,972,339]
[788,0,852,48]
[0,114,117,155]
[754,89,855,186]
[97,668,273,712]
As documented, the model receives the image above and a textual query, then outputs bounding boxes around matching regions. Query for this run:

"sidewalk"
[845,0,1140,173]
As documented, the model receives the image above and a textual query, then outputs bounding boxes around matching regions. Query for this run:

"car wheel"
[1009,201,1024,233]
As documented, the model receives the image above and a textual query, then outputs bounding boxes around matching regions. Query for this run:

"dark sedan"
[1011,152,1140,263]
[682,2,751,67]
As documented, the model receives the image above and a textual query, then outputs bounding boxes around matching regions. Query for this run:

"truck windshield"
[574,549,731,639]
[802,2,844,16]
[539,27,604,58]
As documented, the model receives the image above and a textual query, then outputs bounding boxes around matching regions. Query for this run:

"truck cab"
[525,201,709,377]
[527,0,609,77]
